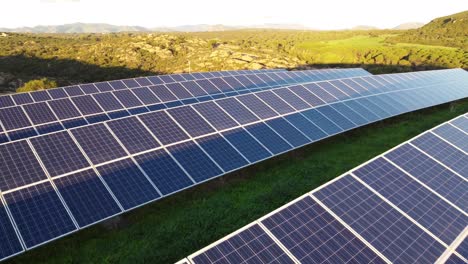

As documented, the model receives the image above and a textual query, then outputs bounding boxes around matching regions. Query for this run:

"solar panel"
[187,113,468,264]
[0,69,373,143]
[0,69,466,261]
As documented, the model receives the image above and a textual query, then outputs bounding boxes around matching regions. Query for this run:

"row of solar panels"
[0,68,371,143]
[0,69,466,261]
[185,113,467,264]
[0,69,285,108]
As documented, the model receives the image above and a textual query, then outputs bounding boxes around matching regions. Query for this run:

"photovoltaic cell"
[451,116,468,133]
[135,149,194,195]
[246,123,291,154]
[316,82,349,100]
[30,90,51,102]
[193,101,238,131]
[316,105,356,131]
[411,132,468,178]
[97,158,160,210]
[167,141,223,182]
[0,107,32,130]
[36,122,63,135]
[284,113,327,141]
[0,96,15,108]
[166,83,193,99]
[23,102,57,125]
[456,238,467,259]
[385,144,467,211]
[135,77,152,87]
[0,199,23,260]
[54,169,122,227]
[122,79,140,88]
[48,99,82,119]
[71,124,127,164]
[95,82,113,92]
[432,124,468,152]
[289,85,326,106]
[343,100,380,123]
[107,117,160,154]
[237,94,278,119]
[86,114,109,124]
[196,134,248,172]
[209,78,235,92]
[216,98,259,125]
[353,158,467,245]
[64,86,84,97]
[7,128,37,141]
[315,176,446,264]
[0,140,47,191]
[132,87,161,105]
[301,109,342,135]
[80,84,99,94]
[30,131,90,177]
[167,107,215,137]
[356,97,389,119]
[191,224,294,264]
[261,196,385,263]
[273,88,310,110]
[265,118,310,147]
[113,90,143,108]
[331,102,368,126]
[149,85,178,102]
[255,91,295,115]
[222,128,271,163]
[4,182,76,248]
[303,83,338,103]
[93,93,124,111]
[195,79,221,94]
[11,93,33,105]
[71,95,103,115]
[139,111,190,145]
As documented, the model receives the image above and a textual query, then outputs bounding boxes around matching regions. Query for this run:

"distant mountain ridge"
[393,22,424,30]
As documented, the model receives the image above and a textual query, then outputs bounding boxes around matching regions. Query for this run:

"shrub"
[17,78,57,92]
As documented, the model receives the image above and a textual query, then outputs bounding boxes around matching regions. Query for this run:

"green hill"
[388,11,468,49]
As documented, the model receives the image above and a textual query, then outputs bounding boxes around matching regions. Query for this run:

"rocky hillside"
[388,11,468,49]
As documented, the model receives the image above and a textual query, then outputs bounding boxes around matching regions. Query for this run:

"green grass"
[8,100,468,264]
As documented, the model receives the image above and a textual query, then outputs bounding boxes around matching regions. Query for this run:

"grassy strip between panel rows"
[8,98,468,264]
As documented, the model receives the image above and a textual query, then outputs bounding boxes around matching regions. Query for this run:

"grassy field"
[6,99,468,264]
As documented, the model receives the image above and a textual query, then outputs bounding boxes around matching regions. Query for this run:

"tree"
[16,78,57,92]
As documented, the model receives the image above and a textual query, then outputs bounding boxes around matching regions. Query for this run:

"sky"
[1,0,467,29]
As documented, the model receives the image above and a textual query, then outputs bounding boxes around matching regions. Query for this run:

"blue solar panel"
[159,75,176,83]
[23,102,57,125]
[457,238,467,260]
[127,106,149,115]
[167,141,223,182]
[237,94,278,119]
[93,93,124,111]
[139,111,190,145]
[64,86,84,97]
[191,224,294,264]
[0,96,15,108]
[445,254,466,264]
[255,91,295,115]
[234,75,258,89]
[354,157,467,244]
[216,98,259,125]
[315,176,446,264]
[196,134,249,172]
[7,128,37,141]
[30,90,52,102]
[135,77,152,87]
[209,78,235,92]
[54,169,122,227]
[0,140,47,191]
[30,131,90,177]
[301,109,343,135]
[411,132,468,178]
[223,76,246,91]
[132,87,161,105]
[11,93,34,105]
[95,82,113,92]
[303,83,338,103]
[369,96,400,116]
[284,113,327,141]
[433,124,468,152]
[149,85,178,102]
[180,81,207,97]
[273,88,310,110]
[385,143,467,211]
[86,113,109,124]
[192,101,238,131]
[48,99,82,119]
[97,158,160,210]
[195,79,221,94]
[343,100,380,123]
[107,117,160,154]
[71,124,127,164]
[451,116,468,133]
[0,133,8,144]
[122,79,140,88]
[113,90,143,108]
[71,95,103,115]
[4,182,76,248]
[108,80,127,90]
[266,118,310,147]
[135,149,194,195]
[316,105,356,131]
[166,83,193,99]
[329,80,361,98]
[222,128,271,163]
[316,82,349,100]
[245,123,291,154]
[147,76,164,85]
[78,84,97,94]
[356,97,389,119]
[167,107,215,137]
[289,85,326,106]
[340,79,370,95]
[262,196,385,263]
[331,102,369,126]
[257,73,279,86]
[0,107,32,130]
[36,122,63,134]
[0,199,23,260]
